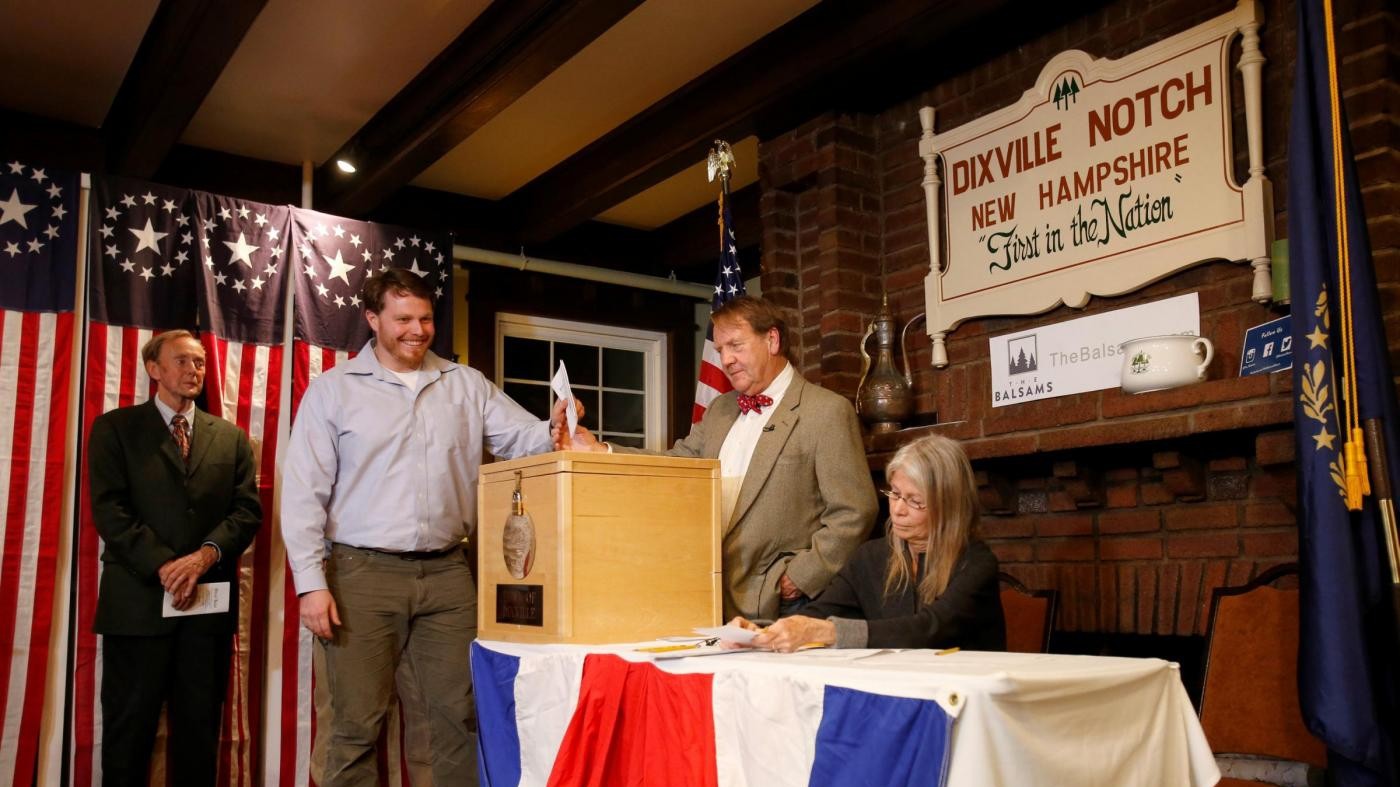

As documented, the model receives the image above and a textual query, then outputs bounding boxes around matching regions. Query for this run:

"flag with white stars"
[692,188,747,422]
[87,176,201,330]
[192,191,290,344]
[289,208,453,355]
[0,158,79,312]
[190,188,290,787]
[0,158,80,787]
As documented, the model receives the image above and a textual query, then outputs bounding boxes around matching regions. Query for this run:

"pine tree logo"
[1053,76,1080,110]
[1130,351,1151,374]
[1008,336,1038,375]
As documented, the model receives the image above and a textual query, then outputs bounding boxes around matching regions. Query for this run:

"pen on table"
[638,638,719,653]
[935,647,960,656]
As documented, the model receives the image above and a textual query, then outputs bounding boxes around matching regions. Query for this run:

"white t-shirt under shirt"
[389,368,421,391]
[716,362,794,526]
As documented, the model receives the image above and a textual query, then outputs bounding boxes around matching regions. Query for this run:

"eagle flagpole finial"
[707,140,735,190]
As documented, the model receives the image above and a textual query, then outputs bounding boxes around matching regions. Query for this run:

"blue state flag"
[1289,0,1400,784]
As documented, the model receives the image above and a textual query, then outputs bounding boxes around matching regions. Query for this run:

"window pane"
[604,434,645,449]
[568,388,600,431]
[498,318,663,453]
[603,391,645,434]
[503,337,549,381]
[603,348,645,391]
[555,342,599,387]
[504,382,550,420]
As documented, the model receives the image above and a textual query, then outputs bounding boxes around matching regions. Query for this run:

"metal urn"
[856,294,914,434]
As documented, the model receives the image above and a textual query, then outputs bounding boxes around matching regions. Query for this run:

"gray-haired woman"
[733,434,1006,652]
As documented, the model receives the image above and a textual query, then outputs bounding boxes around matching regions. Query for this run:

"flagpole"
[708,139,735,221]
[44,171,91,787]
[1363,417,1400,638]
[691,140,742,425]
[259,161,307,785]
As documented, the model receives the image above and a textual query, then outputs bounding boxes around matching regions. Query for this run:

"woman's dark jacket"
[799,537,1006,650]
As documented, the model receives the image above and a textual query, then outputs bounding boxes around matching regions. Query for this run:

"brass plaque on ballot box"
[477,451,721,644]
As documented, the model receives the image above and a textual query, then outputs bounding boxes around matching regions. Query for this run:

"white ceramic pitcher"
[1118,334,1214,394]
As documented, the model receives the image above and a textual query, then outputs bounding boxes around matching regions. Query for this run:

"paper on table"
[551,362,577,437]
[162,581,230,617]
[694,624,758,645]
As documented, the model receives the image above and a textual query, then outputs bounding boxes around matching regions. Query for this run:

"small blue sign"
[1240,315,1293,376]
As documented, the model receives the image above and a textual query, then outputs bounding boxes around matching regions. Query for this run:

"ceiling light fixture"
[335,159,357,174]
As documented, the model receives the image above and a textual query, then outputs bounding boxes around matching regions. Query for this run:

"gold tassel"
[1344,429,1369,510]
[1352,426,1371,497]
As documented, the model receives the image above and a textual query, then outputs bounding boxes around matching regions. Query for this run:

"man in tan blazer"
[567,296,877,620]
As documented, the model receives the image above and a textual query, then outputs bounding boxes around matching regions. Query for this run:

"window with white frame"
[495,313,668,450]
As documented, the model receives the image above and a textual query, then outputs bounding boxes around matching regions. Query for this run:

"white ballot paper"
[162,581,230,617]
[551,361,578,437]
[694,623,759,645]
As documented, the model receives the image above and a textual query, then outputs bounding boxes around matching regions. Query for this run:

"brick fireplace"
[748,0,1398,688]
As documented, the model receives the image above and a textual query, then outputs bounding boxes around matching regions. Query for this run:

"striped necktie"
[171,413,190,464]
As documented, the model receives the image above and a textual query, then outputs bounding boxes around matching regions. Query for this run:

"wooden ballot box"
[477,451,721,644]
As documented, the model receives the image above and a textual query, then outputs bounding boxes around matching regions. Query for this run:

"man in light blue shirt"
[281,268,568,786]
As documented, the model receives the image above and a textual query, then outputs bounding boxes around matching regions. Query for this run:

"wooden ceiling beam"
[0,109,105,173]
[369,184,757,286]
[103,0,268,178]
[504,0,1010,244]
[649,183,760,281]
[317,0,643,218]
[368,186,515,252]
[154,144,303,207]
[485,184,760,284]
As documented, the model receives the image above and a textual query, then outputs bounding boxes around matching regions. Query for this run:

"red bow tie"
[737,393,773,415]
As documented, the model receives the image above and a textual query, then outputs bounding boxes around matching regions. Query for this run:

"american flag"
[193,190,290,787]
[265,207,451,786]
[692,189,746,422]
[0,158,80,786]
[72,175,289,787]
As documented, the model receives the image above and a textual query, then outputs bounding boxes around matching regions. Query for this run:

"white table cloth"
[477,640,1221,787]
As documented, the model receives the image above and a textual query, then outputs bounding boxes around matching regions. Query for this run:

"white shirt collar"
[348,339,454,381]
[741,361,793,415]
[153,395,196,430]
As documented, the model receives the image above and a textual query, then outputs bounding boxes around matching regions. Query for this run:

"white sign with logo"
[989,293,1201,407]
[918,0,1270,368]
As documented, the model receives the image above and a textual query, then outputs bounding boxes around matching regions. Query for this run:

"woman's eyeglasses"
[880,488,927,511]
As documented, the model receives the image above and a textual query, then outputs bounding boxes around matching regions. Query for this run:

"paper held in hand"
[162,581,230,617]
[694,623,759,645]
[693,624,829,652]
[551,361,577,437]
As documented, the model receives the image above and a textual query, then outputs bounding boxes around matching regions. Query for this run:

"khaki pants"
[319,544,478,787]
[311,648,457,787]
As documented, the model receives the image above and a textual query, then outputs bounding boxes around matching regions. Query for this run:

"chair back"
[1200,563,1326,766]
[997,572,1056,653]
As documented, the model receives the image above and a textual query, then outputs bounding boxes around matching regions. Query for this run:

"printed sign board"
[989,293,1201,407]
[1240,315,1293,376]
[918,0,1271,368]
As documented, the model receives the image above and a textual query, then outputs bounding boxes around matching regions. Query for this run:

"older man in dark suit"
[88,329,261,787]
